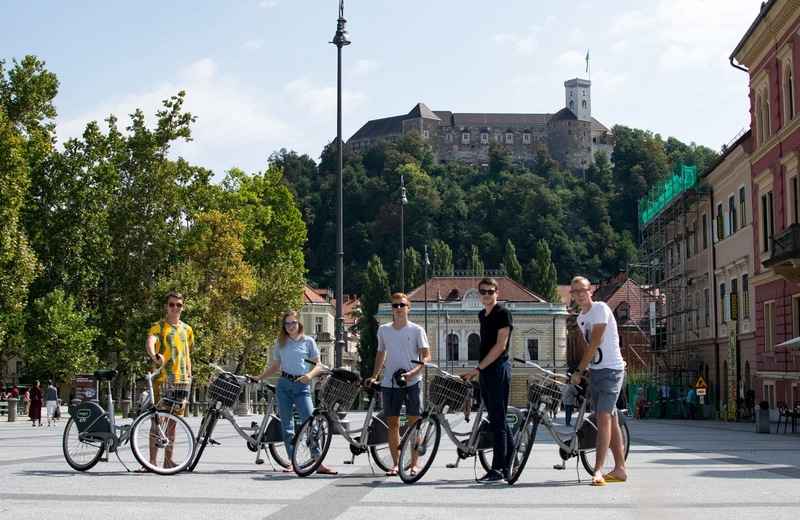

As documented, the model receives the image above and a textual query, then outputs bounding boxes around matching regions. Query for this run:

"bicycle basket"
[159,377,192,409]
[526,372,565,415]
[320,373,360,412]
[207,373,241,407]
[428,374,473,413]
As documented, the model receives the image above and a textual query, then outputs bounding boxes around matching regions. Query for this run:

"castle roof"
[405,103,440,120]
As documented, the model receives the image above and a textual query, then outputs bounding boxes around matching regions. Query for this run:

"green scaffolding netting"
[638,164,699,227]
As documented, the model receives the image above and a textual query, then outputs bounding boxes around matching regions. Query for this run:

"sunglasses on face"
[570,288,590,295]
[478,289,496,295]
[167,302,184,308]
[284,321,298,328]
[391,303,408,309]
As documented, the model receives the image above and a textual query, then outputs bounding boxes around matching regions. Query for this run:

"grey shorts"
[382,382,422,416]
[588,368,624,415]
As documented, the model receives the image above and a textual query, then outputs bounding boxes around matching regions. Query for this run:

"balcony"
[763,224,800,283]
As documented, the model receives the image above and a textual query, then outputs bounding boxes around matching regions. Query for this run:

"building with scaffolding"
[638,130,757,418]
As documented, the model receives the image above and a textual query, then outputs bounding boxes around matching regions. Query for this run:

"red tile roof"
[407,276,547,302]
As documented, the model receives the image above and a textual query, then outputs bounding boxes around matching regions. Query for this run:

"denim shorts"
[382,382,422,416]
[588,368,624,415]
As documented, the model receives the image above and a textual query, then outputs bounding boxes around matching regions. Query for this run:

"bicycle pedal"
[343,460,353,464]
[446,463,457,468]
[251,421,259,428]
[209,438,220,446]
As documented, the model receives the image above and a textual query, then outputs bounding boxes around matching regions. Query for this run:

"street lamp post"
[398,175,408,293]
[423,246,430,399]
[331,0,350,368]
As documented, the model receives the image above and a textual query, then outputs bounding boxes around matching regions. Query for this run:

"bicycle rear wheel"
[269,443,290,468]
[292,414,332,477]
[397,414,440,484]
[63,417,105,471]
[580,420,629,476]
[188,409,219,471]
[507,412,538,485]
[131,410,195,475]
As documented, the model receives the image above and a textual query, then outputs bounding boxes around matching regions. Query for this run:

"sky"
[3,0,763,179]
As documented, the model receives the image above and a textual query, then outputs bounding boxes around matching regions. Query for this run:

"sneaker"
[477,470,504,483]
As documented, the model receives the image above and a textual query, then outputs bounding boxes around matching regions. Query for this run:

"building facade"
[347,79,614,172]
[731,0,800,409]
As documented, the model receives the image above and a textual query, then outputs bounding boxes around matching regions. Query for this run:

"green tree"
[530,239,560,302]
[354,255,390,378]
[501,239,523,283]
[467,244,484,276]
[429,238,454,276]
[396,247,421,293]
[23,288,100,384]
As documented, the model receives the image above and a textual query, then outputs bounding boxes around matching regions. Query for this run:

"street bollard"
[7,398,18,422]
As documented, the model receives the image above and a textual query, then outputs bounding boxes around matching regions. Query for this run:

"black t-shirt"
[478,304,513,363]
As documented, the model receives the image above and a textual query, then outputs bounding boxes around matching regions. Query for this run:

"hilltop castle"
[347,78,614,171]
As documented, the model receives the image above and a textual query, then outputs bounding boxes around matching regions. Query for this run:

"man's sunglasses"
[167,302,184,308]
[478,289,496,295]
[391,303,408,308]
[284,321,299,328]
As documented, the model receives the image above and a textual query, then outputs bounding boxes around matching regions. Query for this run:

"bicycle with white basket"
[188,358,292,471]
[396,360,524,484]
[290,360,406,476]
[506,358,630,484]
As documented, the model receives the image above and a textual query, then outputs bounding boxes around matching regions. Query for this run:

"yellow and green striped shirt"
[149,320,193,384]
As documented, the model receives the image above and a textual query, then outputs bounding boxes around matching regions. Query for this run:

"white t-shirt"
[577,301,624,371]
[377,321,429,388]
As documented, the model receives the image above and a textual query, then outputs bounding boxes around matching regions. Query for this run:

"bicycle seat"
[94,370,119,381]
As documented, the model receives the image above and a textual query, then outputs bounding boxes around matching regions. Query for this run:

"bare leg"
[406,416,420,472]
[605,416,627,481]
[387,416,402,471]
[593,411,612,481]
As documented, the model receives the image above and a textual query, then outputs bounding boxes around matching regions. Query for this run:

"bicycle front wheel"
[63,417,104,471]
[131,410,195,475]
[188,408,219,472]
[507,412,539,485]
[292,414,332,477]
[398,414,440,484]
[580,419,630,476]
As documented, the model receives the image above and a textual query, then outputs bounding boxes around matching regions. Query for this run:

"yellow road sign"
[693,375,709,389]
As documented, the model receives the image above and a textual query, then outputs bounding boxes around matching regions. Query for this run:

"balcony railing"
[763,224,800,283]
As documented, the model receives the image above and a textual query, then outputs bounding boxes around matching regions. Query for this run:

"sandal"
[385,469,399,476]
[134,467,149,473]
[282,466,295,473]
[316,467,338,475]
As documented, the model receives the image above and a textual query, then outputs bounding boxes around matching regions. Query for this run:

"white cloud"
[610,10,653,36]
[352,59,378,75]
[657,45,711,73]
[554,50,586,69]
[546,15,555,25]
[259,1,278,7]
[485,32,516,45]
[611,40,628,53]
[516,37,538,54]
[484,32,537,53]
[284,77,368,118]
[589,70,631,94]
[511,74,538,89]
[181,58,217,83]
[244,38,266,50]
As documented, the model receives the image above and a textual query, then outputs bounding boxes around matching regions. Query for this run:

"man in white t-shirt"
[570,276,628,485]
[365,293,431,477]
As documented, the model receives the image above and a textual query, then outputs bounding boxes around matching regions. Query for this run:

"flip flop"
[410,468,419,477]
[604,475,626,483]
[133,467,149,473]
[385,469,399,476]
[590,477,606,486]
[282,466,295,473]
[316,467,338,475]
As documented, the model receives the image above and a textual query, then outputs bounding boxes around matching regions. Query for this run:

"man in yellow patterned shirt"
[137,292,193,472]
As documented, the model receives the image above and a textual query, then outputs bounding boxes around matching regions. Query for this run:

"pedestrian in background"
[44,380,59,426]
[28,380,43,427]
[563,381,579,426]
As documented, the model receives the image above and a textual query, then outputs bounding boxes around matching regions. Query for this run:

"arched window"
[784,63,795,122]
[569,100,575,110]
[582,100,587,109]
[756,92,764,146]
[468,334,481,361]
[447,334,459,361]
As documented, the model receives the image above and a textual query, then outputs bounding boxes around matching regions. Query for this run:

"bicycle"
[291,361,405,476]
[506,358,630,484]
[62,368,195,474]
[188,359,291,471]
[736,398,755,423]
[396,361,525,484]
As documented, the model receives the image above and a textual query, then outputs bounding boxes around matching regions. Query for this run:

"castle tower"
[564,78,591,122]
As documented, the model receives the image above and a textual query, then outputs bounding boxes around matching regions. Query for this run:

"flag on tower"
[585,48,589,73]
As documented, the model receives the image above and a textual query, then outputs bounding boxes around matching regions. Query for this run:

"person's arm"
[366,350,387,388]
[145,334,163,366]
[462,326,511,381]
[405,348,431,378]
[572,322,607,384]
[298,356,323,384]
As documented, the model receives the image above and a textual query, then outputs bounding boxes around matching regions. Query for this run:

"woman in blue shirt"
[248,311,337,475]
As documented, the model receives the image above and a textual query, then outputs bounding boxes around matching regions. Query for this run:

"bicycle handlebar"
[197,358,249,384]
[512,358,569,380]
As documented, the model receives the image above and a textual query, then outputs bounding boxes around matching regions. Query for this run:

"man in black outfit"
[462,277,513,483]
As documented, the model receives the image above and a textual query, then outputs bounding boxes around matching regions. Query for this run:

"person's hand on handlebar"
[461,368,479,382]
[364,377,378,389]
[152,353,164,367]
